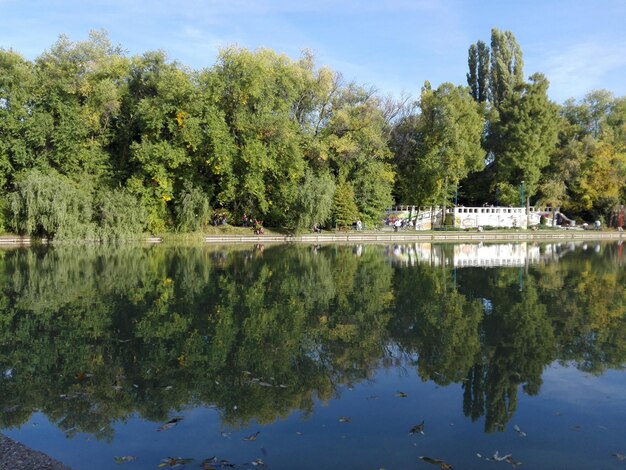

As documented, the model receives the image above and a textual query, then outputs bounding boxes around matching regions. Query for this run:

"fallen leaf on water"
[505,456,522,468]
[338,416,351,423]
[201,457,236,469]
[418,456,453,469]
[243,431,260,441]
[156,416,184,432]
[409,421,425,435]
[114,455,136,464]
[251,458,266,466]
[395,391,408,398]
[513,424,527,437]
[159,457,194,467]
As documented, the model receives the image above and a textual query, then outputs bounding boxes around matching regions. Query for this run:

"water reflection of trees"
[0,244,393,437]
[0,242,624,437]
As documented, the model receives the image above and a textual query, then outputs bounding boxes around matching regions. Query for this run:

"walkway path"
[0,230,622,246]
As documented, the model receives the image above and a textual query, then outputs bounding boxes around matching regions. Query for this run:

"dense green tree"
[0,49,37,187]
[1,30,624,235]
[405,82,484,211]
[542,90,626,222]
[492,74,560,206]
[332,179,359,228]
[321,84,395,223]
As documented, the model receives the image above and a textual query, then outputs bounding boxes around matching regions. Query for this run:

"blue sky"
[2,0,625,103]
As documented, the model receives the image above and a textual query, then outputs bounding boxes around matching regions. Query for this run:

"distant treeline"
[0,29,624,239]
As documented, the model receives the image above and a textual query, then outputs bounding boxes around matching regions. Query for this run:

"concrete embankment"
[0,231,622,246]
[200,231,623,244]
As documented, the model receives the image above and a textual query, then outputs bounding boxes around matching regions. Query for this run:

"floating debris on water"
[409,421,425,435]
[114,455,136,464]
[159,457,194,467]
[418,456,453,469]
[157,416,183,432]
[243,431,260,441]
[492,451,511,461]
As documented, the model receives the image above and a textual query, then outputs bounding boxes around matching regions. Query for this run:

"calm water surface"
[1,241,625,469]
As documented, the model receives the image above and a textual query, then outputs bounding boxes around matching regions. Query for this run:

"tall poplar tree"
[489,29,524,110]
[467,40,490,103]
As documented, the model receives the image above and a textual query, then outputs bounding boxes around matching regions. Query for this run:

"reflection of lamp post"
[520,180,525,208]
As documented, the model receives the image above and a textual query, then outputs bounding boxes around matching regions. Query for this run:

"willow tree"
[291,170,336,231]
[8,169,94,240]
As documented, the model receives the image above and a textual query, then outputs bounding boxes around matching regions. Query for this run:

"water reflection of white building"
[387,242,577,267]
[453,243,538,267]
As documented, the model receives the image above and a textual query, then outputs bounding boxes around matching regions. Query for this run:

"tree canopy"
[0,29,625,237]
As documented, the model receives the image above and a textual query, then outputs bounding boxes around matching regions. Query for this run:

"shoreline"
[0,434,71,470]
[199,230,623,244]
[0,230,623,246]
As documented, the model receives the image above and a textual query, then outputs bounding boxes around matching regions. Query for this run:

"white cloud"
[535,41,626,101]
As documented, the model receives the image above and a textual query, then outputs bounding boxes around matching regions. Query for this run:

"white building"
[385,205,566,230]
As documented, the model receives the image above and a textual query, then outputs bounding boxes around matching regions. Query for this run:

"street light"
[520,180,525,208]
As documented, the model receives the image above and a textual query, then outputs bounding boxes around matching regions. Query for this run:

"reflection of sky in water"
[6,362,626,470]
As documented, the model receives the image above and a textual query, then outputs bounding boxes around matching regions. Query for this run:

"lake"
[1,241,625,469]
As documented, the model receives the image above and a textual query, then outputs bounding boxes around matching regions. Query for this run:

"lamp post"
[520,180,525,208]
